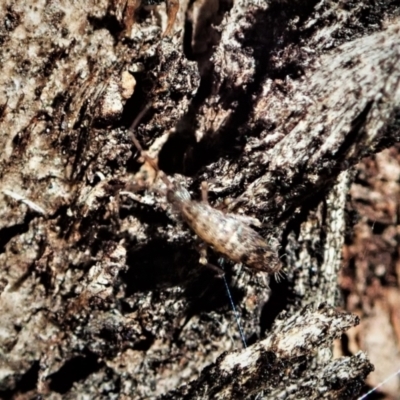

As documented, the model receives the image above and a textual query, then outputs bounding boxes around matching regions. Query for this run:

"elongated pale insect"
[128,106,282,275]
[168,188,282,274]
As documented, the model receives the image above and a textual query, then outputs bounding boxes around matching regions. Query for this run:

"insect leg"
[204,262,225,277]
[198,241,208,265]
[200,181,209,203]
[231,214,262,227]
[197,242,224,276]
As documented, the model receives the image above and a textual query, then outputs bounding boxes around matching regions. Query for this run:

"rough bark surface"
[162,305,371,400]
[0,0,399,399]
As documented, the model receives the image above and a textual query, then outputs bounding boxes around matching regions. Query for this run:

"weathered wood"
[161,305,372,400]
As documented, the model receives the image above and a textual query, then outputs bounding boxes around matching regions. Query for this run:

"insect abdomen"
[180,202,281,274]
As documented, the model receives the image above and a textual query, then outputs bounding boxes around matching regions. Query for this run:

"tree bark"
[0,0,399,399]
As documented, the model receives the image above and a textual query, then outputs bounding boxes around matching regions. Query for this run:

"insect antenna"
[127,104,174,189]
[128,104,158,170]
[219,258,247,349]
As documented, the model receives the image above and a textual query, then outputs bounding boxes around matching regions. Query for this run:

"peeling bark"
[1,0,399,399]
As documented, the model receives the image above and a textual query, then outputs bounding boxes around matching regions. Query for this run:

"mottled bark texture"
[162,305,372,400]
[0,0,399,399]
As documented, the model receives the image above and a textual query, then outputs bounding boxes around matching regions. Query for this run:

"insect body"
[128,106,282,275]
[167,186,282,274]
